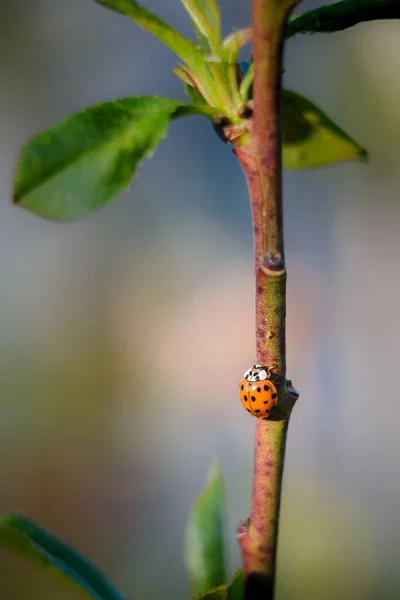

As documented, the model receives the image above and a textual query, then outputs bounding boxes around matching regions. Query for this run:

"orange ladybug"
[239,364,278,418]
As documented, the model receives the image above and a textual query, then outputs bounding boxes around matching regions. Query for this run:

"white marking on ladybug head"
[255,369,268,381]
[244,367,269,382]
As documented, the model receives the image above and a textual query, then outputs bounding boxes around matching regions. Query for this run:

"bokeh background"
[1,0,400,598]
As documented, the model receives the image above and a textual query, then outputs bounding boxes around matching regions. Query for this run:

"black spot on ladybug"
[255,376,260,381]
[241,385,244,390]
[264,385,269,391]
[251,396,256,401]
[246,409,251,413]
[244,395,248,401]
[266,409,270,413]
[257,387,261,393]
[271,393,277,399]
[255,409,260,414]
[264,401,268,405]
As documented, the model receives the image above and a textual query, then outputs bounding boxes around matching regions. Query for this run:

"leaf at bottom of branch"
[193,584,229,600]
[228,569,244,600]
[185,460,227,597]
[0,514,127,600]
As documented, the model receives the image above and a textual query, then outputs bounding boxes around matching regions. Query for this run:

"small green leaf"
[185,82,208,106]
[238,62,254,104]
[93,0,218,105]
[222,29,252,64]
[0,514,127,600]
[195,0,221,41]
[180,0,221,50]
[193,585,229,600]
[14,97,218,221]
[282,90,367,169]
[286,0,400,38]
[228,570,244,600]
[173,66,194,86]
[174,66,211,108]
[185,461,227,597]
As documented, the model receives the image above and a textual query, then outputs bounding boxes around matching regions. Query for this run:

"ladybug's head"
[244,365,270,382]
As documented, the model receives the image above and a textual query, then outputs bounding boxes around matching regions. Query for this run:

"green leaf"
[14,97,218,221]
[230,0,400,45]
[193,585,229,600]
[282,90,367,169]
[238,62,254,104]
[228,570,244,600]
[92,0,218,105]
[185,82,208,106]
[222,29,252,64]
[185,461,227,597]
[173,66,194,86]
[180,0,221,50]
[0,514,127,600]
[196,0,221,40]
[286,0,400,38]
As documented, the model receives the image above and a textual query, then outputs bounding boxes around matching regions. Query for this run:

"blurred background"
[1,0,400,598]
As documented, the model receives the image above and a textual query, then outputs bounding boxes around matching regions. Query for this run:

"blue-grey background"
[1,1,400,598]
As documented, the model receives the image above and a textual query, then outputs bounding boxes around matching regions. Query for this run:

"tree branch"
[234,0,300,597]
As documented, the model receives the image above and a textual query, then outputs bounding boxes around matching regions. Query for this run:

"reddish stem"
[234,0,300,597]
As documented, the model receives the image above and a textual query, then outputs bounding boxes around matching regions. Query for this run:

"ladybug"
[239,365,279,418]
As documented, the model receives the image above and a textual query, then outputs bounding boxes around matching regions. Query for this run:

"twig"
[234,0,300,597]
